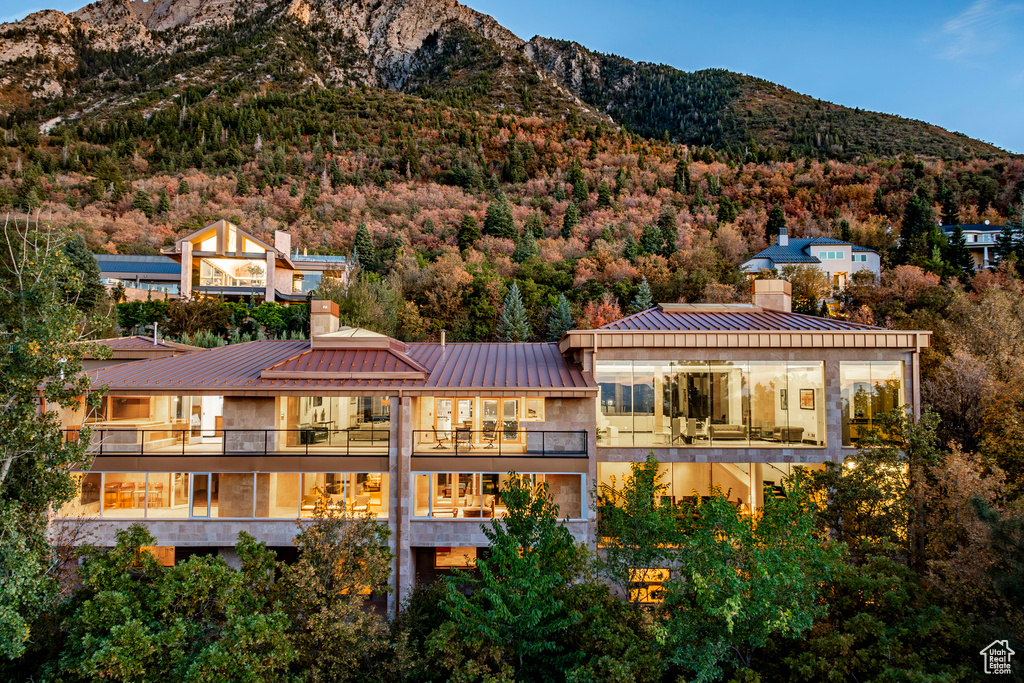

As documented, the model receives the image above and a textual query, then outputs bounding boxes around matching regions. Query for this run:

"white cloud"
[937,0,1022,59]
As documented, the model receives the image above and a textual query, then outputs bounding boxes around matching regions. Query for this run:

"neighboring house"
[95,254,182,300]
[53,281,930,613]
[941,223,1002,270]
[741,227,880,289]
[80,336,205,372]
[95,220,351,304]
[160,219,350,303]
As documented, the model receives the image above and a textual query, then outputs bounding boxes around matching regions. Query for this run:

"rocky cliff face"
[2,0,531,93]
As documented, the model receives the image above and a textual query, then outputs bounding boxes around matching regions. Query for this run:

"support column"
[180,241,192,299]
[389,394,414,617]
[264,252,275,303]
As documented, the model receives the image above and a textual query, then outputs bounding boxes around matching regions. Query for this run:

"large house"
[94,220,351,303]
[95,254,182,300]
[54,280,930,614]
[941,223,1002,270]
[742,227,880,288]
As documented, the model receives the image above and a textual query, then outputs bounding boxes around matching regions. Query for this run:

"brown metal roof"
[261,348,428,379]
[598,306,885,332]
[407,343,595,391]
[82,336,204,359]
[87,340,594,395]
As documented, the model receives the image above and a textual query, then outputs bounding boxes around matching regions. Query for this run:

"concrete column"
[390,395,414,615]
[824,358,843,462]
[264,252,275,303]
[180,241,192,299]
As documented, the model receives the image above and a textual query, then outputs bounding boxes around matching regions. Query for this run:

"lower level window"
[412,472,584,520]
[58,471,389,520]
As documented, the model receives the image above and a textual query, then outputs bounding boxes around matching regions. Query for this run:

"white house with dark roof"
[741,227,880,289]
[941,223,1002,270]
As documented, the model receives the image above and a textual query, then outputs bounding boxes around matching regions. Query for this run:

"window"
[840,361,905,446]
[598,461,824,517]
[412,472,585,520]
[596,360,825,448]
[56,472,388,520]
[110,397,150,421]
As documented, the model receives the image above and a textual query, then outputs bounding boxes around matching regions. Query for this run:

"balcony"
[412,429,588,458]
[68,427,390,457]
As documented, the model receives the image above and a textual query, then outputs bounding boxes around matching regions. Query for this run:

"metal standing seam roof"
[748,237,878,264]
[94,255,181,275]
[407,343,594,390]
[87,340,595,393]
[261,348,429,377]
[942,223,1003,233]
[81,336,204,357]
[598,307,886,332]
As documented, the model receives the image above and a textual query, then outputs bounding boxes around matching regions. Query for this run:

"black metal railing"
[67,428,390,457]
[412,429,587,458]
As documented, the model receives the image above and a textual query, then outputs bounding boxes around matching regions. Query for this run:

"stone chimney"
[274,229,291,255]
[752,279,792,313]
[310,300,340,338]
[777,225,789,247]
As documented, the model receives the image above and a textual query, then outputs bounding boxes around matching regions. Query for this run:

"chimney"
[752,279,792,313]
[310,299,340,338]
[274,229,291,255]
[777,225,789,247]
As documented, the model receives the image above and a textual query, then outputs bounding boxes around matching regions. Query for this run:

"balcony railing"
[67,428,390,457]
[412,429,588,458]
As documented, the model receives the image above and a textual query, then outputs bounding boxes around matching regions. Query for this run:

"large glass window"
[282,396,390,451]
[56,472,388,520]
[198,258,267,288]
[598,461,824,515]
[596,360,825,448]
[412,472,585,520]
[841,361,905,446]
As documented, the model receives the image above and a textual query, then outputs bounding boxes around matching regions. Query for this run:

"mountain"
[0,0,1009,160]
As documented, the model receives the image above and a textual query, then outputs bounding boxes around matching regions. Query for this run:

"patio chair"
[482,424,497,449]
[432,426,451,449]
[455,428,472,451]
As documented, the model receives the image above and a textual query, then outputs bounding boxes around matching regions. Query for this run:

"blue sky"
[4,0,1022,153]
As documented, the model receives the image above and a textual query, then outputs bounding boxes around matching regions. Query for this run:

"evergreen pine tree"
[597,182,612,208]
[572,177,589,204]
[547,294,574,341]
[561,202,580,239]
[622,234,639,263]
[483,194,516,239]
[132,190,154,218]
[457,214,481,251]
[178,179,190,195]
[352,222,375,268]
[236,173,249,197]
[836,219,852,242]
[657,207,678,257]
[945,224,975,279]
[156,189,171,214]
[614,167,627,197]
[673,159,690,194]
[63,233,105,313]
[498,282,532,342]
[629,276,653,314]
[938,183,960,227]
[766,204,786,243]
[525,212,544,239]
[995,223,1018,264]
[818,300,831,318]
[897,189,936,265]
[512,228,538,263]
